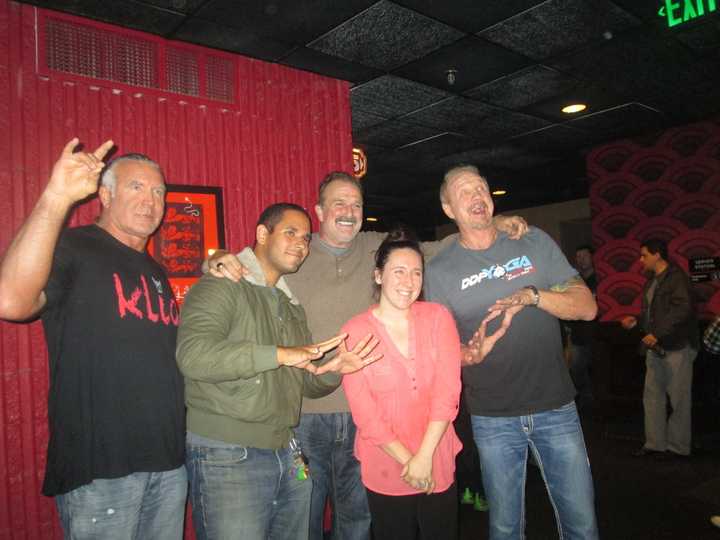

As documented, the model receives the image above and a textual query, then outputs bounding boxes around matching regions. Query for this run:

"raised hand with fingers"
[277,334,347,374]
[315,333,382,375]
[463,306,519,365]
[46,138,114,206]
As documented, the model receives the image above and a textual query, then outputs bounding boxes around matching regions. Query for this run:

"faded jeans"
[295,413,370,540]
[643,346,696,455]
[55,466,187,540]
[186,432,311,540]
[472,402,599,540]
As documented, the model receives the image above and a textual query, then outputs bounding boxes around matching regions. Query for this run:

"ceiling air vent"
[206,55,235,103]
[166,46,200,97]
[45,17,158,89]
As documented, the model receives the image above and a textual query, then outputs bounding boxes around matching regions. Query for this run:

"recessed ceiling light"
[562,103,587,114]
[366,217,378,222]
[492,190,507,196]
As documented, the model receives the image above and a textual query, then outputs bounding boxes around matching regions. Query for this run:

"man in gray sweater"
[208,173,526,540]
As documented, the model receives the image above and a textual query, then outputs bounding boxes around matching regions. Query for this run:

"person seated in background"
[341,228,465,540]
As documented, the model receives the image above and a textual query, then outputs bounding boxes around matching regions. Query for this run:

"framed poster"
[149,185,225,304]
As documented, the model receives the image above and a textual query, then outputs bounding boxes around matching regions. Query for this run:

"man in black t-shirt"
[0,139,186,540]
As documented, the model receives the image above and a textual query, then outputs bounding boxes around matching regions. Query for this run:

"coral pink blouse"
[342,301,462,496]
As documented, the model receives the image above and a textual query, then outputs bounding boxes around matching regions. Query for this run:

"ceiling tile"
[350,75,451,118]
[392,35,531,92]
[522,83,628,122]
[173,18,294,60]
[464,111,552,144]
[308,0,464,71]
[30,0,186,35]
[352,109,389,132]
[399,97,501,131]
[279,47,383,84]
[353,119,441,149]
[479,0,641,61]
[194,0,377,45]
[510,123,596,151]
[675,20,720,53]
[568,103,667,138]
[394,0,547,33]
[139,0,206,14]
[397,132,478,156]
[550,33,720,119]
[464,64,579,109]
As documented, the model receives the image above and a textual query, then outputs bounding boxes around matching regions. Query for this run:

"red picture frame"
[149,185,225,304]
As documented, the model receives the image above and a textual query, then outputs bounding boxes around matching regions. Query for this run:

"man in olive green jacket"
[177,203,380,540]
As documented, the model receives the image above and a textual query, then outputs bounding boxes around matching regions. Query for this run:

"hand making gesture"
[45,138,115,206]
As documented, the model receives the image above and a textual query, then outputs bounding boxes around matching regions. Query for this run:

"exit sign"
[658,0,717,27]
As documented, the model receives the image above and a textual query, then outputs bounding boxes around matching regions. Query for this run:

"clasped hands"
[277,333,382,375]
[401,452,435,494]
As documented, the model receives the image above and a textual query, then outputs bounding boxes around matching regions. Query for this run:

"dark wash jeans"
[472,402,599,540]
[186,432,312,540]
[295,412,371,540]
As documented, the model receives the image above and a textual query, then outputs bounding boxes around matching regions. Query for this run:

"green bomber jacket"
[176,247,340,449]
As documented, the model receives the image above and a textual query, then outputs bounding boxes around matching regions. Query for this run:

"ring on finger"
[216,262,224,270]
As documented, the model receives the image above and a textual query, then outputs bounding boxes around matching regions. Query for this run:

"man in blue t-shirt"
[424,164,599,540]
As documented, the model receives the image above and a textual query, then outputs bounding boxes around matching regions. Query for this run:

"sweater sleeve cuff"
[252,344,280,374]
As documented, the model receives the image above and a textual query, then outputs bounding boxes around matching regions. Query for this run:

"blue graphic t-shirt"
[424,228,578,416]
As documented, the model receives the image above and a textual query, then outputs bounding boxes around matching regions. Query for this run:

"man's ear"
[314,204,325,223]
[256,224,269,246]
[98,185,112,209]
[441,201,455,221]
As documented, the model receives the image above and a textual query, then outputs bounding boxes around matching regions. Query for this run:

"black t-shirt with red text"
[41,225,184,496]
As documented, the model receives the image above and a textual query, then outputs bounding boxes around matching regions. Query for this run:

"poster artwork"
[154,201,205,278]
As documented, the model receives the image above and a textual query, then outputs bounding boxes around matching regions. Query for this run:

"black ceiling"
[22,0,720,235]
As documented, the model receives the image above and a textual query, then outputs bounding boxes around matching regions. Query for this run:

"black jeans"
[366,483,457,540]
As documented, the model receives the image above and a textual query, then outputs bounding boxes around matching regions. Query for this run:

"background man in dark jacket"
[621,239,698,458]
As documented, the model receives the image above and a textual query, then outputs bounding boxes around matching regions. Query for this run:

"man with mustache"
[424,164,599,540]
[178,202,381,540]
[0,139,187,539]
[207,172,527,540]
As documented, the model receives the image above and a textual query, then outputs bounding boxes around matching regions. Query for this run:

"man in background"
[621,239,697,458]
[566,244,598,413]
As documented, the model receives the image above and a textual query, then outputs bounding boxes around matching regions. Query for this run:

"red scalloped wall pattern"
[589,119,720,322]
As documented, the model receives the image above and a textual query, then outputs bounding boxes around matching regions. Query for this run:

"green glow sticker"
[658,0,717,27]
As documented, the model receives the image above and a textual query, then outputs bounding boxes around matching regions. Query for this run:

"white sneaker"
[711,515,720,528]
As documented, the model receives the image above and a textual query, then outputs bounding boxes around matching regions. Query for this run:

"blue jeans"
[295,413,370,540]
[471,402,599,540]
[186,432,312,540]
[55,466,187,540]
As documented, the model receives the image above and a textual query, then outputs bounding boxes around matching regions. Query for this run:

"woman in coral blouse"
[341,230,463,540]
